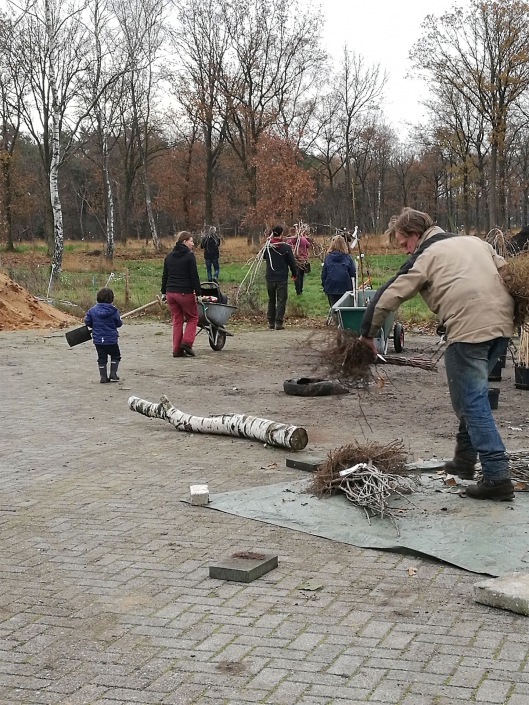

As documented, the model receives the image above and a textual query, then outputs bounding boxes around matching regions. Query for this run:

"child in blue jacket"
[84,287,123,383]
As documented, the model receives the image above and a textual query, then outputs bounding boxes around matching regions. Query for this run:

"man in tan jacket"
[360,208,515,501]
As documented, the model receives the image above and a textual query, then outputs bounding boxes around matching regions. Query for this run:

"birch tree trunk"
[102,133,115,259]
[128,395,308,450]
[45,0,64,275]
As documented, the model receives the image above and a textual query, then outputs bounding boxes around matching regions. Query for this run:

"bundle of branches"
[313,329,375,383]
[310,440,408,495]
[312,329,438,383]
[510,452,529,483]
[378,355,438,371]
[309,441,415,534]
[486,228,517,259]
[500,252,529,326]
[519,325,529,367]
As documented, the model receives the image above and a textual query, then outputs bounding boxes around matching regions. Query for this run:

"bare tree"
[411,0,529,229]
[335,47,387,229]
[0,14,25,250]
[169,0,228,225]
[112,0,168,250]
[220,0,325,237]
[80,0,128,258]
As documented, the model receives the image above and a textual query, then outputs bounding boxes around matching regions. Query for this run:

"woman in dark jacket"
[321,235,356,306]
[161,231,202,357]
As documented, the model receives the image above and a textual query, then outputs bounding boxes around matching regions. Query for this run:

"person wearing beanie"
[84,287,123,383]
[263,225,297,330]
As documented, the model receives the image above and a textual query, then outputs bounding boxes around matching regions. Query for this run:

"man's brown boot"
[443,447,478,480]
[465,478,514,501]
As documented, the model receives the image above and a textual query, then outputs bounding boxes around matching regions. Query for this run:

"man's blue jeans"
[205,258,219,281]
[444,338,510,482]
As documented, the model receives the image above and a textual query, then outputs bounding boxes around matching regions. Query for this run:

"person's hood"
[326,250,351,263]
[93,302,117,318]
[172,242,191,257]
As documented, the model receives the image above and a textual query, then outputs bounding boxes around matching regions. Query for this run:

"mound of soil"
[0,272,79,331]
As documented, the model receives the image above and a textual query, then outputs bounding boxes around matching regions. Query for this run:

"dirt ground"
[0,272,78,331]
[61,320,529,462]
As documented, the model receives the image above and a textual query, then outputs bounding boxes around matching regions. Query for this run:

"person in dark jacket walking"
[263,225,297,330]
[161,231,202,357]
[200,226,221,281]
[321,235,356,306]
[85,287,123,383]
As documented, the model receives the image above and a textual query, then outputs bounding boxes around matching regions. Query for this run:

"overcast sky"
[314,0,471,136]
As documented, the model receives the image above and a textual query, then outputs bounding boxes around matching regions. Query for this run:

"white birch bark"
[45,0,64,274]
[128,395,308,450]
[102,133,115,258]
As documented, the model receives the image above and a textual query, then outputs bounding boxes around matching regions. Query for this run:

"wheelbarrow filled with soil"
[331,289,404,354]
[197,281,237,351]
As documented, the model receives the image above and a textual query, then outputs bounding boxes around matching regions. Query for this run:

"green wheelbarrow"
[331,289,404,355]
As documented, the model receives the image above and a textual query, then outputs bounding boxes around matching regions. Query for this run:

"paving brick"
[0,326,527,705]
[474,677,513,702]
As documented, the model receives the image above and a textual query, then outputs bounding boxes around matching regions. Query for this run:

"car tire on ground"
[283,377,349,397]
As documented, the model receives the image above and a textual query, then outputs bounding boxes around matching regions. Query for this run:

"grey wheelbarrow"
[196,281,237,351]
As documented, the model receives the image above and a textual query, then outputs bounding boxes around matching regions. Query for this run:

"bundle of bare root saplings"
[501,252,529,388]
[500,252,529,327]
[309,440,417,534]
[312,329,438,385]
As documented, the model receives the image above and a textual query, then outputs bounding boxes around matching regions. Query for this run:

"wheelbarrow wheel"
[393,322,404,353]
[209,327,227,351]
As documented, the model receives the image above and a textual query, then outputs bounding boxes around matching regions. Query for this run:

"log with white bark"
[128,395,308,451]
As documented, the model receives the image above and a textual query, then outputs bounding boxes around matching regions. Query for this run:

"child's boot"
[109,360,120,382]
[99,364,109,383]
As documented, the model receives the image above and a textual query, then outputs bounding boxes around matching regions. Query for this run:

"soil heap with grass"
[0,272,79,331]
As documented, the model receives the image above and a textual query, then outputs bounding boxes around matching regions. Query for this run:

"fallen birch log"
[128,395,308,450]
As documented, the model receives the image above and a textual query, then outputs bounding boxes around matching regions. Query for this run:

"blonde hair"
[177,230,193,243]
[327,234,349,254]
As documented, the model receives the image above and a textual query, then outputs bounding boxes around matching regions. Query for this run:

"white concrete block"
[190,484,209,505]
[474,572,529,616]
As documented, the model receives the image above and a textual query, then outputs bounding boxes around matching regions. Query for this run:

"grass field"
[1,237,434,326]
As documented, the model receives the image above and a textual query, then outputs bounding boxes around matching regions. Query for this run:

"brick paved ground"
[1,323,527,705]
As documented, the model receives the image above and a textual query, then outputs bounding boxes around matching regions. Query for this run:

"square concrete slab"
[286,456,324,472]
[209,552,278,582]
[474,572,529,615]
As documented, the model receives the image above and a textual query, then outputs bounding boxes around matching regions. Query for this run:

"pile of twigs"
[508,450,529,482]
[312,329,438,383]
[309,440,416,534]
[500,252,529,327]
[311,439,408,494]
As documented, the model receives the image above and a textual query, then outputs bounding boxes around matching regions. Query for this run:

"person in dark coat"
[161,231,202,357]
[263,225,297,330]
[321,235,357,306]
[85,287,123,383]
[200,226,221,281]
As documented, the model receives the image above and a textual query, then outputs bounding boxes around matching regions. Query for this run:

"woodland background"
[2,0,529,273]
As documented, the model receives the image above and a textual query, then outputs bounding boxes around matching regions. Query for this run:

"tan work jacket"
[366,227,515,344]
